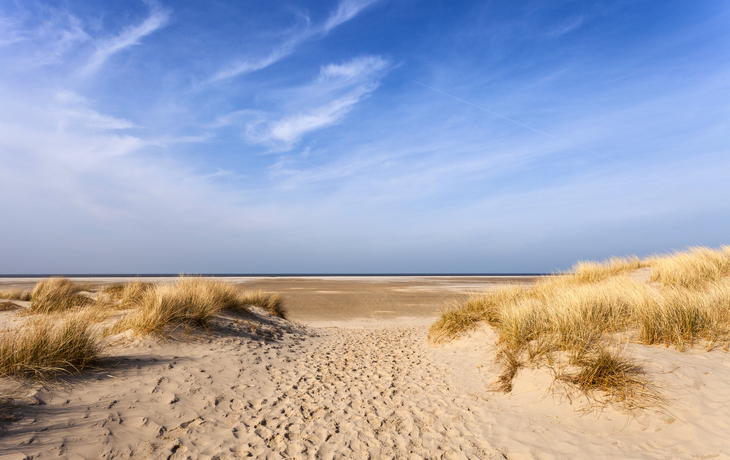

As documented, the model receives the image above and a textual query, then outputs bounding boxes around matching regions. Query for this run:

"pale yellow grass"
[571,255,646,283]
[0,310,103,379]
[0,278,286,383]
[429,245,730,403]
[239,290,287,319]
[114,277,286,335]
[98,281,154,309]
[0,289,31,301]
[649,246,730,288]
[30,278,93,314]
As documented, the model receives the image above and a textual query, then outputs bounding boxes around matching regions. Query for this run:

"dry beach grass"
[0,311,102,379]
[1,252,730,458]
[0,276,286,381]
[0,289,31,301]
[114,277,251,335]
[114,278,287,335]
[429,245,730,403]
[29,277,94,314]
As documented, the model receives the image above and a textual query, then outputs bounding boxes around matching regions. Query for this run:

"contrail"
[411,80,625,166]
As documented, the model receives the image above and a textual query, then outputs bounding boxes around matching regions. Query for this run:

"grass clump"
[650,246,730,289]
[429,306,484,345]
[430,245,730,405]
[115,277,239,335]
[114,277,286,335]
[428,288,522,344]
[99,283,126,298]
[495,348,523,393]
[99,281,154,309]
[564,346,650,403]
[0,312,102,379]
[30,278,93,314]
[239,290,287,319]
[634,280,730,350]
[0,289,32,301]
[571,256,645,284]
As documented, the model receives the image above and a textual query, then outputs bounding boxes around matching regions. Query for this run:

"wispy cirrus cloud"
[258,92,363,147]
[82,5,169,75]
[210,34,305,82]
[323,0,380,32]
[210,0,380,82]
[243,55,389,150]
[0,10,90,67]
[0,16,26,48]
[52,90,136,131]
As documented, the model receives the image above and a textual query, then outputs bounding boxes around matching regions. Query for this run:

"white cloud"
[318,55,389,83]
[208,109,266,129]
[210,0,380,82]
[244,55,389,150]
[0,11,90,67]
[36,14,90,65]
[53,91,136,131]
[264,93,363,146]
[82,7,169,74]
[210,36,303,82]
[323,0,379,32]
[0,80,264,273]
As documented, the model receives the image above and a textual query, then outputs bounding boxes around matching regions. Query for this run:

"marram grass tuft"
[30,278,93,314]
[0,311,103,379]
[429,245,730,405]
[114,277,287,335]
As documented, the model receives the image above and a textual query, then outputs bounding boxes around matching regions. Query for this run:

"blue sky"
[0,0,728,274]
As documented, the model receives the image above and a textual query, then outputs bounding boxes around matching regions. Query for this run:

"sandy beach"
[1,276,729,459]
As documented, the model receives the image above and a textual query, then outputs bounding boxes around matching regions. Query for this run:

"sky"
[0,0,728,274]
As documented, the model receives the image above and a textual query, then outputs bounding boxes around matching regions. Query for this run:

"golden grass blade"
[113,277,287,336]
[429,245,730,406]
[0,289,32,301]
[0,311,103,379]
[30,278,93,314]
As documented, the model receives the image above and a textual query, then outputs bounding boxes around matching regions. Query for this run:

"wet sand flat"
[0,275,540,322]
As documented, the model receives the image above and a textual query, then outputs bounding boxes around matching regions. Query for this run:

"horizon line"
[0,273,548,278]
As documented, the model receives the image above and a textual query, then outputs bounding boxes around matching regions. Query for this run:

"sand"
[1,276,729,459]
[0,276,535,323]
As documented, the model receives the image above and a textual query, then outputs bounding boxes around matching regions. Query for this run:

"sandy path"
[0,315,503,459]
[234,325,502,459]
[2,311,730,459]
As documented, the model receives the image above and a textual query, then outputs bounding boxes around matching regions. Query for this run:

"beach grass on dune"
[30,278,93,314]
[571,255,646,284]
[239,290,287,319]
[0,311,103,379]
[563,346,649,402]
[114,277,287,335]
[649,246,730,289]
[99,281,154,309]
[0,289,32,302]
[429,245,730,403]
[0,277,287,380]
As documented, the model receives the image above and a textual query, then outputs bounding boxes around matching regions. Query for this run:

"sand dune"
[432,326,730,459]
[2,317,729,458]
[1,276,729,459]
[1,312,506,459]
